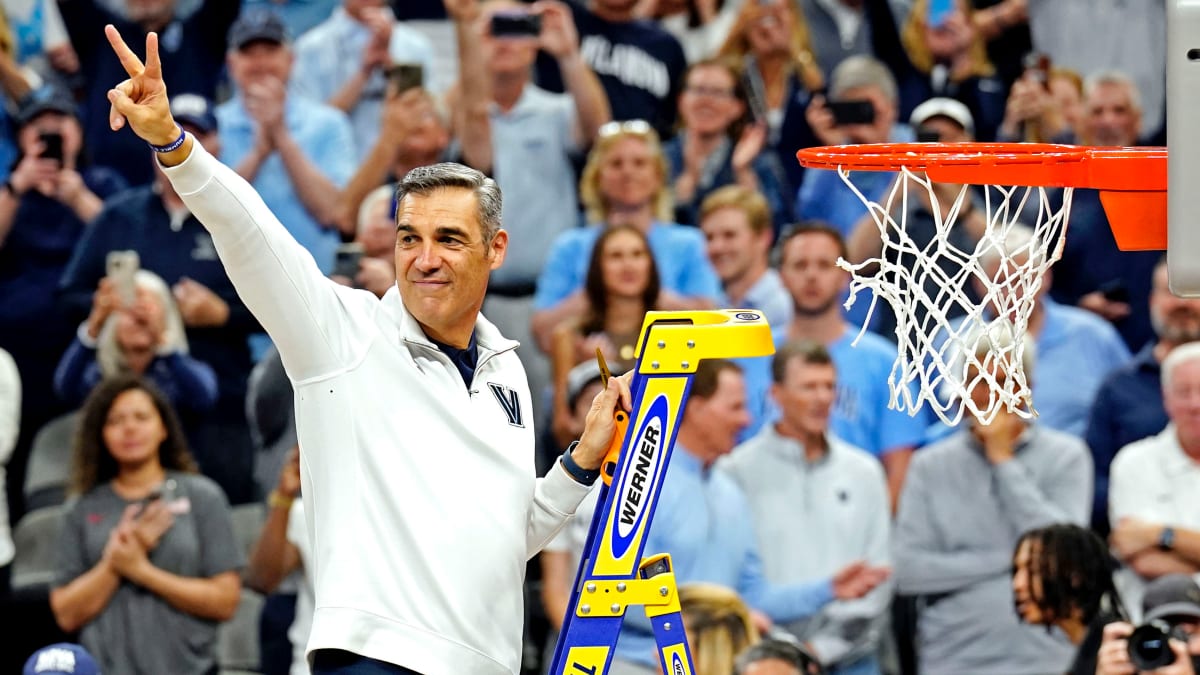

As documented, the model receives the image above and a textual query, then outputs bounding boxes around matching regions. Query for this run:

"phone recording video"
[332,243,365,283]
[1023,52,1052,92]
[387,63,424,95]
[916,126,942,143]
[38,132,64,163]
[106,250,140,307]
[828,99,876,126]
[490,12,542,38]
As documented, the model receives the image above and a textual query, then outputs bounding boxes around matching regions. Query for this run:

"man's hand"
[805,95,844,147]
[443,0,482,23]
[731,122,767,174]
[244,77,288,143]
[104,26,179,147]
[131,499,175,552]
[572,372,634,471]
[1111,517,1163,560]
[974,406,1023,464]
[86,278,121,339]
[9,141,62,197]
[356,257,396,298]
[277,445,302,499]
[1079,290,1132,322]
[173,277,230,328]
[1096,621,1137,675]
[831,560,891,600]
[537,1,580,60]
[1153,639,1198,675]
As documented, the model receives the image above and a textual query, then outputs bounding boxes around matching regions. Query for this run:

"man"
[1095,575,1200,675]
[699,185,791,330]
[218,9,357,274]
[534,0,686,138]
[894,326,1093,675]
[1046,71,1160,350]
[735,636,825,675]
[291,0,435,156]
[58,94,262,504]
[446,0,610,419]
[1109,342,1200,619]
[721,341,891,675]
[1087,256,1200,535]
[774,224,926,511]
[608,359,889,674]
[104,25,628,674]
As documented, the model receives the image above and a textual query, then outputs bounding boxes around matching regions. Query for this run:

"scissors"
[596,348,628,485]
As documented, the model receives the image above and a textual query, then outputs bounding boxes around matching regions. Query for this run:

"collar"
[762,424,832,466]
[1163,425,1200,472]
[381,286,518,356]
[671,444,706,477]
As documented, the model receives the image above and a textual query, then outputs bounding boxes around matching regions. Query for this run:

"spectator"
[716,0,823,203]
[447,0,610,419]
[1011,523,1125,675]
[638,0,741,63]
[995,65,1081,143]
[2,0,80,85]
[1086,256,1200,536]
[899,0,1007,141]
[244,446,311,675]
[240,0,339,39]
[1109,342,1200,618]
[218,8,357,273]
[773,225,927,510]
[54,269,218,412]
[49,375,242,674]
[534,0,687,138]
[291,0,434,157]
[548,224,657,448]
[968,0,1030,89]
[894,324,1092,675]
[699,185,791,331]
[58,0,241,186]
[0,13,31,180]
[0,346,16,600]
[58,94,261,505]
[0,86,126,510]
[721,340,892,675]
[608,359,888,674]
[1049,70,1161,351]
[1095,575,1200,675]
[331,184,398,299]
[21,643,99,675]
[334,86,450,235]
[680,583,761,675]
[796,55,912,237]
[736,635,827,675]
[531,121,721,352]
[664,58,789,230]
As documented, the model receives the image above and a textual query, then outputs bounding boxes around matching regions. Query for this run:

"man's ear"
[488,229,509,271]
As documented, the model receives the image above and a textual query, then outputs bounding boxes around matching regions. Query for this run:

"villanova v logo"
[488,383,524,428]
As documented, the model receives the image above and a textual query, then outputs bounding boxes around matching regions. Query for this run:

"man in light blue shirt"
[608,359,890,673]
[292,1,435,158]
[216,10,357,274]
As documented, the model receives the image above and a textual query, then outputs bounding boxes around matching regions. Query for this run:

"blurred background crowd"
[0,0,1189,674]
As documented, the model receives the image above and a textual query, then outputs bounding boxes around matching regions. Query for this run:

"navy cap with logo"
[16,86,78,126]
[23,643,100,675]
[1143,574,1200,623]
[170,94,218,134]
[227,9,291,51]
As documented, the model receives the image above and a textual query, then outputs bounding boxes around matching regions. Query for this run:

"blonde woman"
[680,583,762,675]
[55,269,217,411]
[900,0,1006,140]
[531,121,721,352]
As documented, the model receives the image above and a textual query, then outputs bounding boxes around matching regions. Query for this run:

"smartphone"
[387,63,424,95]
[1099,280,1131,304]
[1023,52,1052,92]
[332,243,364,281]
[916,126,942,143]
[490,12,542,38]
[927,0,956,27]
[106,250,140,307]
[828,99,876,126]
[38,132,63,163]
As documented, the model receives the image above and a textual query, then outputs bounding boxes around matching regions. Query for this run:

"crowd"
[0,0,1187,674]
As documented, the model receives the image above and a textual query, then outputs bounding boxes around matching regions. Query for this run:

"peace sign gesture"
[103,25,189,158]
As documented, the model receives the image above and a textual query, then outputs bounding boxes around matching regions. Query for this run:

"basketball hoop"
[796,142,1166,425]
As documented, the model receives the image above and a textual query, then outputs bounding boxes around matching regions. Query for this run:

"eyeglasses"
[598,119,655,139]
[684,86,737,99]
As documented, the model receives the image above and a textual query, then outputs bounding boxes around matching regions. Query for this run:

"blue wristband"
[149,125,186,153]
[560,442,600,486]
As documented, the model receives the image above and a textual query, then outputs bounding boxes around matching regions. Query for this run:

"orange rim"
[795,142,1168,251]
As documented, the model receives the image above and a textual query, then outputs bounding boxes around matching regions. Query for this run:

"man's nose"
[414,243,442,271]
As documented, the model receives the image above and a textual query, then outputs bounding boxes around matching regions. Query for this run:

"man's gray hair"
[978,222,1042,272]
[1084,70,1143,113]
[1162,341,1200,392]
[734,636,814,674]
[830,55,898,104]
[394,162,503,244]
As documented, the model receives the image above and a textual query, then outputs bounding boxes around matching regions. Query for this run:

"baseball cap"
[228,9,290,51]
[170,94,218,134]
[910,97,975,136]
[1143,574,1200,623]
[566,359,624,409]
[23,643,99,675]
[16,86,78,126]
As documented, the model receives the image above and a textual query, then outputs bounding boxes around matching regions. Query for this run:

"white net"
[836,166,1072,426]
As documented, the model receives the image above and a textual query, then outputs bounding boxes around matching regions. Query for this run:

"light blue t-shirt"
[533,222,723,309]
[216,95,356,274]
